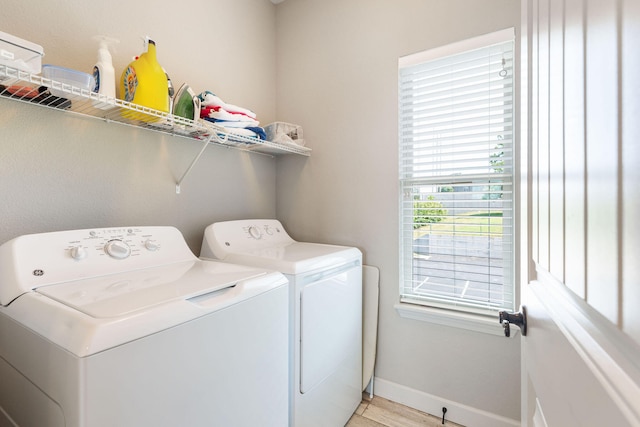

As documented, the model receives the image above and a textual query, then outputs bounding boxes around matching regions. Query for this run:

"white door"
[520,0,640,426]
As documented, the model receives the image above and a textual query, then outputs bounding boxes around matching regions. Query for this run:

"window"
[398,29,515,317]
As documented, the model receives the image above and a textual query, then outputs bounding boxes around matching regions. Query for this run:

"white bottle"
[92,36,119,110]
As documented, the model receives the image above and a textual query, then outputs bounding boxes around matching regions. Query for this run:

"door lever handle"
[498,307,527,337]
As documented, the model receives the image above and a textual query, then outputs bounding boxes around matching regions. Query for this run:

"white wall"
[275,0,522,423]
[0,0,277,252]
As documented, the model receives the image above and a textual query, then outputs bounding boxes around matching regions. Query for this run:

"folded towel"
[245,126,267,140]
[199,91,257,119]
[203,117,260,128]
[197,90,264,140]
[202,107,258,124]
[201,105,256,121]
[221,126,266,141]
[204,121,266,140]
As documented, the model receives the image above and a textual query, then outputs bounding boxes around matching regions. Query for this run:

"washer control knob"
[144,239,160,251]
[248,226,262,239]
[70,246,88,260]
[104,240,131,259]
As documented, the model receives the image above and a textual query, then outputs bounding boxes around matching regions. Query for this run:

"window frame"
[397,28,516,322]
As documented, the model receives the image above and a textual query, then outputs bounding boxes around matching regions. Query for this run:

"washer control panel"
[64,227,164,262]
[0,226,197,303]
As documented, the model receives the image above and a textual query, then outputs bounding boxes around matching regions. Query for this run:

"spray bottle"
[92,36,119,110]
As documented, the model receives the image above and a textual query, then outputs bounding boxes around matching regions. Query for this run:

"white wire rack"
[0,64,311,193]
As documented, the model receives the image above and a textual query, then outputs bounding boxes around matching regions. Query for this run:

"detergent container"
[120,38,169,121]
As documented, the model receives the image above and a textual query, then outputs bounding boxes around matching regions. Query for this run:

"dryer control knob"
[70,246,88,260]
[248,226,263,239]
[104,240,131,259]
[144,239,160,251]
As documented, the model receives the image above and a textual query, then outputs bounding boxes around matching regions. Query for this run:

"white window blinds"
[398,29,515,315]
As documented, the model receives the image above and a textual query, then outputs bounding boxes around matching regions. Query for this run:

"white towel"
[215,119,260,128]
[208,108,259,123]
[200,91,257,119]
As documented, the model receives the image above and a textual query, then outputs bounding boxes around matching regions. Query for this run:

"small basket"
[265,122,304,146]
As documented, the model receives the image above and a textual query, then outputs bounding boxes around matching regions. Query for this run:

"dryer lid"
[35,260,266,318]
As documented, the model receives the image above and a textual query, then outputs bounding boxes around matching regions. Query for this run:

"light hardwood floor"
[346,393,465,427]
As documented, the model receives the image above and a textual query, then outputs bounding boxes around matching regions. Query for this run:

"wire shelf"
[0,64,312,157]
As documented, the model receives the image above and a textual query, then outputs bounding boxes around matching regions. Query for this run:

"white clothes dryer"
[201,219,362,427]
[0,226,289,427]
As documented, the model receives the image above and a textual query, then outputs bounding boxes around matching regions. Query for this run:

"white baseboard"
[373,377,520,427]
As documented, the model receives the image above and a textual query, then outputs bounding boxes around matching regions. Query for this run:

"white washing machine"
[0,226,289,427]
[201,219,362,427]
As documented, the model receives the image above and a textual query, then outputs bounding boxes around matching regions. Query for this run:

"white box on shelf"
[0,31,43,79]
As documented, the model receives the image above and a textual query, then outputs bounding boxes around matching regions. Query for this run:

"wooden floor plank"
[355,401,368,416]
[361,404,439,427]
[346,413,388,427]
[345,394,465,427]
[368,396,443,424]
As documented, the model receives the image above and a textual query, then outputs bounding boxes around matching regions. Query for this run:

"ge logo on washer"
[32,269,44,276]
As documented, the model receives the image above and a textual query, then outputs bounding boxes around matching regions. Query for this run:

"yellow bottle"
[120,39,168,122]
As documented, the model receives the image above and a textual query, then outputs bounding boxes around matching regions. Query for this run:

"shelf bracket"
[175,133,219,194]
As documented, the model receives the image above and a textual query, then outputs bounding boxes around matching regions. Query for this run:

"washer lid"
[223,242,361,275]
[35,260,266,318]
